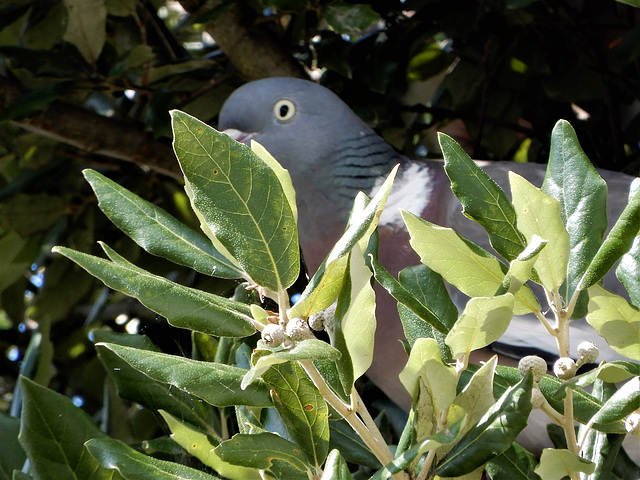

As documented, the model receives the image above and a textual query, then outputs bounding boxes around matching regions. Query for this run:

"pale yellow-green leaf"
[251,140,298,223]
[402,211,538,315]
[534,448,595,480]
[399,338,456,415]
[160,411,261,480]
[451,355,497,430]
[436,465,484,480]
[341,244,376,381]
[445,294,515,360]
[586,284,640,360]
[415,378,436,440]
[505,235,547,294]
[250,304,269,326]
[62,0,106,64]
[510,172,570,291]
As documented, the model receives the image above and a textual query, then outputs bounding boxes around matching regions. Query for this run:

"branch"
[178,0,306,81]
[0,76,181,178]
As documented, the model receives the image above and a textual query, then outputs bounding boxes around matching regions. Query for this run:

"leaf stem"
[299,360,406,479]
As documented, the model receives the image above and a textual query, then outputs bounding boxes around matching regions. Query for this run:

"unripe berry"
[554,357,577,380]
[624,412,640,435]
[285,317,313,341]
[261,323,285,347]
[308,303,336,331]
[518,355,547,383]
[531,387,545,408]
[576,341,599,366]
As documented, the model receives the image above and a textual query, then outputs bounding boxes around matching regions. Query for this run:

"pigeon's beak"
[221,128,256,146]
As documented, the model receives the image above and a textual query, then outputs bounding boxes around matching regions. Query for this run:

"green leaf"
[534,448,595,480]
[542,120,608,309]
[397,264,457,348]
[617,234,640,307]
[263,361,329,469]
[435,373,533,477]
[0,412,25,480]
[328,420,380,469]
[486,443,542,480]
[0,81,78,122]
[214,432,310,473]
[17,377,115,480]
[52,245,255,338]
[399,338,457,412]
[580,178,640,290]
[502,235,547,294]
[322,2,380,36]
[320,450,351,480]
[440,132,526,261]
[242,339,341,388]
[85,438,219,480]
[586,284,640,360]
[62,0,107,64]
[290,167,398,319]
[451,355,498,432]
[402,210,539,315]
[588,377,640,426]
[83,169,243,279]
[445,294,514,360]
[159,411,260,480]
[93,331,218,435]
[371,256,451,335]
[335,245,376,382]
[171,110,299,292]
[510,172,570,291]
[96,342,272,407]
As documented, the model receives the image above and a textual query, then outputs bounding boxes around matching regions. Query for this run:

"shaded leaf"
[322,3,380,36]
[486,443,541,480]
[86,438,219,480]
[96,342,272,407]
[215,432,310,473]
[0,412,25,480]
[53,244,255,338]
[18,377,115,480]
[62,0,106,64]
[435,373,533,477]
[84,169,244,279]
[263,361,329,468]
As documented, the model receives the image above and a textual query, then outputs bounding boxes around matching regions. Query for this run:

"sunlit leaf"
[534,448,595,480]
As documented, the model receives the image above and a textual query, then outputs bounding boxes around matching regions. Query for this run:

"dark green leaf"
[215,432,310,473]
[85,438,219,480]
[440,132,526,261]
[83,169,243,279]
[171,110,299,292]
[322,3,380,37]
[579,179,640,290]
[435,373,533,477]
[589,378,640,426]
[93,331,218,434]
[328,419,380,469]
[52,245,255,337]
[96,342,272,407]
[542,120,608,315]
[17,377,115,480]
[0,44,93,78]
[370,255,449,334]
[486,443,541,480]
[0,81,77,122]
[0,412,25,480]
[263,361,329,468]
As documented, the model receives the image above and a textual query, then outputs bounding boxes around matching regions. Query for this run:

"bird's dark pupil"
[279,104,289,117]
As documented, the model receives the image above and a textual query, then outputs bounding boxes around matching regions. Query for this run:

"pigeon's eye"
[273,99,296,122]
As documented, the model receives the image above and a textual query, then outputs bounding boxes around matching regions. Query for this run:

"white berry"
[624,412,640,435]
[531,387,545,408]
[518,355,548,383]
[285,317,313,341]
[554,357,577,380]
[261,323,285,347]
[576,341,599,366]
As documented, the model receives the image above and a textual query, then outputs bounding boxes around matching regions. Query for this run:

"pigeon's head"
[218,77,401,202]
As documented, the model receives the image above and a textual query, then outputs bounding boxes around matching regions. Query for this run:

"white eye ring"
[273,99,296,122]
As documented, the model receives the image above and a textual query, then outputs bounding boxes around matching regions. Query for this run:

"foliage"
[3,113,638,479]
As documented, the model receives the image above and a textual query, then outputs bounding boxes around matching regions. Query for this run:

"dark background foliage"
[0,0,638,441]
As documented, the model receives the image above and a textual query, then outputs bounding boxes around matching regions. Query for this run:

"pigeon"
[218,77,637,411]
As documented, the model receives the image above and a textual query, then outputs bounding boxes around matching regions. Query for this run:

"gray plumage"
[218,77,637,412]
